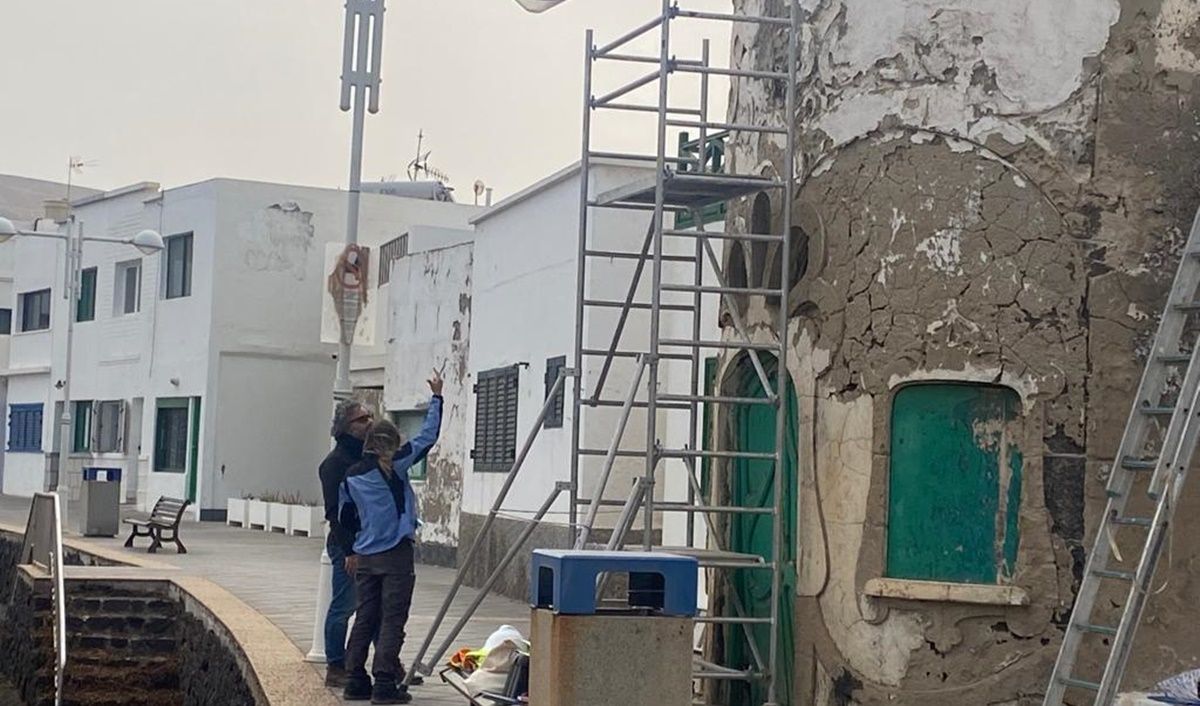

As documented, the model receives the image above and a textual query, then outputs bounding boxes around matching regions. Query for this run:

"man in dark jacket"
[318,399,373,687]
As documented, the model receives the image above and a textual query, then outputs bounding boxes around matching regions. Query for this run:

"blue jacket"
[335,395,442,556]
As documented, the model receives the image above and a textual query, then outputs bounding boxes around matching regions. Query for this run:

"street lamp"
[0,214,164,526]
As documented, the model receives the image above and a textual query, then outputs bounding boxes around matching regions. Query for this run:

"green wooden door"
[727,355,796,706]
[887,383,1023,584]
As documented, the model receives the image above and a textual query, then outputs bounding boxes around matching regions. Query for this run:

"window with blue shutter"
[8,403,44,453]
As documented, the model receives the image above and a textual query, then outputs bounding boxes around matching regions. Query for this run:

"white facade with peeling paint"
[0,177,479,522]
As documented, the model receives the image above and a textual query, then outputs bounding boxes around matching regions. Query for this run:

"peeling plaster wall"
[723,0,1200,702]
[386,243,474,563]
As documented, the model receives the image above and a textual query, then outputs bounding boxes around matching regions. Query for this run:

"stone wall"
[457,511,574,601]
[177,610,256,706]
[0,532,260,706]
[717,0,1200,702]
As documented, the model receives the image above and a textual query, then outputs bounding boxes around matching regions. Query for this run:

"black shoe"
[343,674,372,701]
[325,663,349,689]
[371,681,412,705]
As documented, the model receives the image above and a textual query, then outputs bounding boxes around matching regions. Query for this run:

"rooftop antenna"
[65,155,98,209]
[407,130,450,184]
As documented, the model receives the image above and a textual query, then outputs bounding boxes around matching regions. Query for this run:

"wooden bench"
[122,496,191,554]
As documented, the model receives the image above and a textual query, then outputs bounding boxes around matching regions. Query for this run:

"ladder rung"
[584,249,698,264]
[576,448,651,458]
[1059,676,1101,691]
[662,284,784,297]
[1139,406,1175,416]
[658,393,777,406]
[598,52,703,66]
[655,502,773,515]
[581,399,693,411]
[660,448,777,461]
[583,299,696,312]
[1110,515,1153,527]
[1157,353,1193,364]
[666,118,788,135]
[588,200,691,213]
[695,616,774,624]
[662,228,784,242]
[703,559,775,569]
[594,102,703,116]
[673,8,791,27]
[580,348,694,361]
[1120,456,1158,470]
[587,151,697,166]
[631,546,769,569]
[1092,568,1135,581]
[1173,302,1200,312]
[674,64,789,81]
[1075,622,1118,636]
[659,337,780,351]
[692,670,764,681]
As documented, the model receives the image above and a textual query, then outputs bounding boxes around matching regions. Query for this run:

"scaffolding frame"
[570,3,798,703]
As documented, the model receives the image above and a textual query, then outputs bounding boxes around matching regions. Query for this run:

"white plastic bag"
[463,625,529,696]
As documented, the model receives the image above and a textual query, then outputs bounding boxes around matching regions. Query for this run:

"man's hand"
[344,554,359,575]
[428,368,444,396]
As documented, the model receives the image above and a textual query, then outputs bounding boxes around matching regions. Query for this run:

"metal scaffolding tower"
[571,2,799,703]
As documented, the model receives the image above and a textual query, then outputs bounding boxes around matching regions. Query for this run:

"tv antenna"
[407,130,450,183]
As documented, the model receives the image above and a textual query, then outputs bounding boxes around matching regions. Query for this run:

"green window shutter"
[886,383,1023,584]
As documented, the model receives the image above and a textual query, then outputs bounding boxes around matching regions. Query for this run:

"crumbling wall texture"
[724,0,1200,702]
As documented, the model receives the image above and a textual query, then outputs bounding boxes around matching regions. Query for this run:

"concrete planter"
[268,503,290,533]
[247,500,269,530]
[226,498,248,527]
[289,505,324,537]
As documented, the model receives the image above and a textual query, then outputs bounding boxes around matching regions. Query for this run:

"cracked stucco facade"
[718,0,1200,702]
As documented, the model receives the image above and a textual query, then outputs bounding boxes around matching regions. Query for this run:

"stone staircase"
[60,581,182,706]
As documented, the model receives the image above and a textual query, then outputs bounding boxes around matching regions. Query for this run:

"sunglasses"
[349,413,374,425]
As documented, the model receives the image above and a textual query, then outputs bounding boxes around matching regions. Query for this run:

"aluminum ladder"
[1044,206,1200,705]
[571,2,799,704]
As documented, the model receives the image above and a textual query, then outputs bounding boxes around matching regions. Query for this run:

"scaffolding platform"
[594,169,783,210]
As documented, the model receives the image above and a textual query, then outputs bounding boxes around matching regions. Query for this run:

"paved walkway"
[0,494,529,705]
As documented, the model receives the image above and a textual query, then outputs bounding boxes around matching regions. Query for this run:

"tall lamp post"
[307,0,387,665]
[305,0,572,668]
[0,215,164,527]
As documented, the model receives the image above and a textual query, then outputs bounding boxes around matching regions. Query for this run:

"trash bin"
[78,467,122,537]
[528,549,698,706]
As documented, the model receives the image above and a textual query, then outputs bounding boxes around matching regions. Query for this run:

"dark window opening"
[165,233,193,299]
[77,267,97,322]
[472,365,519,472]
[19,289,51,332]
[544,356,567,429]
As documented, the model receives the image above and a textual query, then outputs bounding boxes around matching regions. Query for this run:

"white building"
[380,159,722,582]
[1,177,480,522]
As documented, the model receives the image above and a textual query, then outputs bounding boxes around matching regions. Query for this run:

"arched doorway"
[724,352,797,706]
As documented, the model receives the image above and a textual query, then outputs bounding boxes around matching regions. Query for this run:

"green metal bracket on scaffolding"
[675,130,729,229]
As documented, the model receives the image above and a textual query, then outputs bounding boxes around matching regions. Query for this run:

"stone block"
[529,609,693,706]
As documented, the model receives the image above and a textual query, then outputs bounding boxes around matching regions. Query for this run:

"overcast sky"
[0,0,733,202]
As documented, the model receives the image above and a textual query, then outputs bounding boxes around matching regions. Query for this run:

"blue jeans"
[325,540,356,666]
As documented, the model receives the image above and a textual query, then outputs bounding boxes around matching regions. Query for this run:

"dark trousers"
[345,539,416,684]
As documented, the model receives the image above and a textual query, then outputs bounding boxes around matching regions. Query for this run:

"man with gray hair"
[319,398,374,687]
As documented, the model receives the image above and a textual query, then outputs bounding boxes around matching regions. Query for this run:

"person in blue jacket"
[334,370,442,704]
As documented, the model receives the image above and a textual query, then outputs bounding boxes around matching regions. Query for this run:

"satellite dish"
[474,180,486,197]
[513,0,568,12]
